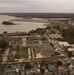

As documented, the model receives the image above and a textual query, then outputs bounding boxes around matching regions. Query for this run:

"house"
[26,36,35,41]
[48,64,57,72]
[49,34,63,40]
[35,35,42,40]
[66,48,74,57]
[35,43,55,57]
[58,66,65,71]
[9,45,20,51]
[5,36,22,43]
[9,45,20,57]
[58,41,71,49]
[68,48,74,52]
[5,69,16,75]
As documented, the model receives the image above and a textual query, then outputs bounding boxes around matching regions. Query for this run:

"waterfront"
[0,15,46,33]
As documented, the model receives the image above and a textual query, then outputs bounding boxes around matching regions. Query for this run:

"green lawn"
[21,47,28,58]
[26,41,32,44]
[17,41,22,44]
[33,41,39,44]
[26,41,39,46]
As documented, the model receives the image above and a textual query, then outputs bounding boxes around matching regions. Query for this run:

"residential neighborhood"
[0,20,74,75]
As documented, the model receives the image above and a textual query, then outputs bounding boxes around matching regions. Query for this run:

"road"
[2,48,9,64]
[28,48,31,59]
[22,38,26,46]
[38,40,43,45]
[46,34,63,53]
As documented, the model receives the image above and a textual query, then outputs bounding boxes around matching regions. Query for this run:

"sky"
[0,0,74,13]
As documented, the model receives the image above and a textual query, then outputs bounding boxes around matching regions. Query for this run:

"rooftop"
[36,43,54,52]
[68,48,74,51]
[59,41,70,47]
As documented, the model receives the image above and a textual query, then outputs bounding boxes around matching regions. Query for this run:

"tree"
[0,39,8,48]
[56,60,63,66]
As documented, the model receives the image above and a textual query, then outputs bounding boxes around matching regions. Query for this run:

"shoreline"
[10,18,49,23]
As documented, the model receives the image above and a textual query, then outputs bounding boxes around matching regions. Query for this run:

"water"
[0,15,46,33]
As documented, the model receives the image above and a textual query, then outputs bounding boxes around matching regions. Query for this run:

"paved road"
[22,38,26,46]
[38,40,43,45]
[28,48,31,59]
[2,48,9,64]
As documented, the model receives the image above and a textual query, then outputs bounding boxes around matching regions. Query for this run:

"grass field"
[21,47,28,58]
[26,41,39,46]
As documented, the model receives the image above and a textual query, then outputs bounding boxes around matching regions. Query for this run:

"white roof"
[71,57,74,60]
[68,48,74,51]
[59,41,70,46]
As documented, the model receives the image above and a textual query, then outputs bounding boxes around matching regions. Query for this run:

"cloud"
[0,0,74,13]
[0,3,20,8]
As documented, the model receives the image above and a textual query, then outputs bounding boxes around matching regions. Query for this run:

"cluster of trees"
[55,60,63,66]
[28,28,46,35]
[62,29,74,44]
[2,21,14,25]
[0,38,8,49]
[62,29,74,37]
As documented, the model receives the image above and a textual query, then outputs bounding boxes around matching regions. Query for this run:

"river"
[0,15,46,33]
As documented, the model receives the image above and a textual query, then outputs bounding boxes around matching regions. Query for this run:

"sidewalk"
[38,40,43,45]
[28,48,31,59]
[2,48,9,64]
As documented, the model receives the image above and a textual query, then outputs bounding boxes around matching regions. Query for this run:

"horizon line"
[0,12,74,14]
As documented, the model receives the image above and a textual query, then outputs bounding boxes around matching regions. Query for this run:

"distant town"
[0,13,74,75]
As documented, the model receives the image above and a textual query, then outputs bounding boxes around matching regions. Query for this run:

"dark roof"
[9,45,20,50]
[48,65,57,71]
[5,36,21,42]
[36,43,54,52]
[5,69,16,73]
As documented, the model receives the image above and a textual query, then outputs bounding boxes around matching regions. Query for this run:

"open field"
[21,47,28,58]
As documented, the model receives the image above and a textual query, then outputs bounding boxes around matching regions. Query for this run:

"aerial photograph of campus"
[0,0,74,75]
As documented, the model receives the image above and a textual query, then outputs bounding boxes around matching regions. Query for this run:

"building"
[35,43,55,57]
[9,45,20,50]
[58,41,71,49]
[48,64,57,72]
[8,45,20,58]
[26,36,35,41]
[5,36,22,43]
[67,48,74,57]
[49,34,63,40]
[35,35,42,40]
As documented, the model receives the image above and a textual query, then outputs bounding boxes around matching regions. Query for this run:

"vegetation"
[0,48,5,54]
[55,52,60,55]
[44,21,74,44]
[2,21,14,25]
[42,37,48,43]
[26,41,33,46]
[21,47,28,58]
[56,60,63,66]
[62,29,74,43]
[44,22,66,27]
[0,54,2,58]
[26,41,39,46]
[0,39,8,48]
[28,28,46,35]
[42,37,48,41]
[8,58,15,62]
[10,18,44,23]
